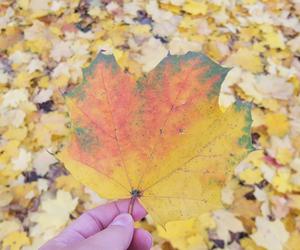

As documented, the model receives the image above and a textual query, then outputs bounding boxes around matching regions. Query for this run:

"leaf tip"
[82,52,119,78]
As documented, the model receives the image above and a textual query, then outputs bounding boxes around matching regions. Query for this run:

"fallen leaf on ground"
[265,113,289,137]
[251,216,289,250]
[2,231,30,250]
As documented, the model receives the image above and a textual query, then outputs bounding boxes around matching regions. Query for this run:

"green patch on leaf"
[136,78,146,93]
[74,126,99,151]
[82,53,119,79]
[65,84,86,100]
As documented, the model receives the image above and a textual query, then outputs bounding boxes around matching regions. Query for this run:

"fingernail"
[111,213,133,227]
[144,231,153,248]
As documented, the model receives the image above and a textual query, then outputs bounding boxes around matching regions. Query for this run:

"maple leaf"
[59,52,253,225]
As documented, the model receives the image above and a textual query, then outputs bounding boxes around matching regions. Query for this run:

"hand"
[40,199,152,250]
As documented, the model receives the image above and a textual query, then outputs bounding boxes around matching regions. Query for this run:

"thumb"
[77,213,134,250]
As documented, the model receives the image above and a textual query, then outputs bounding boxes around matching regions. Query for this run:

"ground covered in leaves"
[0,0,300,249]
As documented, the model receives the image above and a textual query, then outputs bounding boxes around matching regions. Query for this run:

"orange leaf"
[59,52,253,225]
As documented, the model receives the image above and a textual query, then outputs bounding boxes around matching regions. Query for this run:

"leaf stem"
[128,196,136,215]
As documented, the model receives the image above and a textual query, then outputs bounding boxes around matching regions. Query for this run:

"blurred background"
[0,0,299,249]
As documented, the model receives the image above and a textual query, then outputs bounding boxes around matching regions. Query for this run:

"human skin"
[40,199,152,250]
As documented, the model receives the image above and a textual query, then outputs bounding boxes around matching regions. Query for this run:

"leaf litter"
[0,0,299,249]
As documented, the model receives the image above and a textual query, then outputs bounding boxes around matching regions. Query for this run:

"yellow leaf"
[230,187,261,231]
[158,219,200,250]
[30,11,49,18]
[49,26,63,37]
[240,238,265,250]
[292,136,300,152]
[3,127,27,141]
[251,217,289,250]
[113,50,142,77]
[287,194,300,210]
[2,231,30,250]
[239,26,260,42]
[0,27,22,52]
[0,220,21,240]
[30,190,78,232]
[261,99,280,112]
[0,140,20,164]
[261,24,285,50]
[251,108,265,127]
[284,231,300,250]
[252,42,267,53]
[245,150,265,167]
[12,72,32,88]
[134,37,168,72]
[33,124,51,147]
[160,3,182,14]
[183,0,208,15]
[204,41,229,61]
[226,48,263,73]
[129,24,151,35]
[239,167,263,185]
[40,112,68,136]
[64,13,81,23]
[38,76,50,88]
[0,186,13,207]
[272,169,293,193]
[25,38,51,54]
[265,113,289,137]
[17,0,30,10]
[157,215,214,250]
[12,183,38,207]
[33,112,69,147]
[55,175,83,192]
[51,75,70,88]
[276,148,293,165]
[289,76,300,95]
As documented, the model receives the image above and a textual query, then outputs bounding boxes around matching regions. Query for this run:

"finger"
[128,228,152,250]
[70,213,135,250]
[41,199,146,248]
[65,198,146,237]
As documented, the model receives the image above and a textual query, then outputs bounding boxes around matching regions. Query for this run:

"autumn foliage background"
[0,0,300,250]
